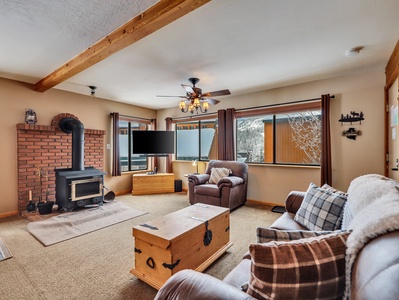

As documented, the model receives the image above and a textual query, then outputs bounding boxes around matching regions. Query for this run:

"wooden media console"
[132,173,174,195]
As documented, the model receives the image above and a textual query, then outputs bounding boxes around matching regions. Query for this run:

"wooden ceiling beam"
[33,0,211,92]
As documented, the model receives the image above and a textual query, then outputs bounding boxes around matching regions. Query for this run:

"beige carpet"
[0,193,280,300]
[27,201,147,246]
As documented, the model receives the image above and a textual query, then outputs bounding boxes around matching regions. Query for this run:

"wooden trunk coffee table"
[130,203,232,290]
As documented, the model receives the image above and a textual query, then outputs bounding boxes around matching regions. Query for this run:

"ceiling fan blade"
[156,95,187,98]
[181,84,195,94]
[202,98,220,105]
[202,89,231,97]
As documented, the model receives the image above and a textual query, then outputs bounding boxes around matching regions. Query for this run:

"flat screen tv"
[132,130,174,156]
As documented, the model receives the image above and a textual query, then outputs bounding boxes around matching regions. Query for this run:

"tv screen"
[132,131,174,155]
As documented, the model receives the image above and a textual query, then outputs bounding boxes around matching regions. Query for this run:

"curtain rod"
[235,95,335,112]
[169,95,335,121]
[114,113,153,121]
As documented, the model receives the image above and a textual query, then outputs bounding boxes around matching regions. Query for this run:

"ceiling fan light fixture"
[202,101,209,112]
[179,100,186,111]
[188,104,195,114]
[193,98,200,107]
[161,77,230,114]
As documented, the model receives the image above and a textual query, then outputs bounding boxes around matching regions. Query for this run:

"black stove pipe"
[59,117,85,171]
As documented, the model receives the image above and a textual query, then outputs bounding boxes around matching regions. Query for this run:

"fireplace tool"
[103,186,115,202]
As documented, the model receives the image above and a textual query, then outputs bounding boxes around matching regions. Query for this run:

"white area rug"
[27,201,147,246]
[0,238,12,261]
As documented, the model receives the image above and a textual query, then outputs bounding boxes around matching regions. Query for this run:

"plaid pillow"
[294,183,347,231]
[321,183,348,197]
[256,227,342,243]
[209,167,231,184]
[247,231,350,300]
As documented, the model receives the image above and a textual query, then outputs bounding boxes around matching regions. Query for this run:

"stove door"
[70,177,103,201]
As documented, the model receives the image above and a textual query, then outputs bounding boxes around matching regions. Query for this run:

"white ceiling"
[1,0,399,110]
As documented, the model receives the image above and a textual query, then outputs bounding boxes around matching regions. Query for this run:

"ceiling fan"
[157,77,231,114]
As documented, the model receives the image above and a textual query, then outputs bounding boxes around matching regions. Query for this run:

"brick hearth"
[16,113,105,212]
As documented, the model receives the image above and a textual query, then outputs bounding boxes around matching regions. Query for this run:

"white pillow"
[209,167,231,184]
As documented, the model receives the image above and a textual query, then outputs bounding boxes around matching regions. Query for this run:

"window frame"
[119,116,153,172]
[235,101,321,166]
[174,115,218,162]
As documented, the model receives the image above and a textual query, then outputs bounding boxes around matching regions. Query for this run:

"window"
[176,119,218,161]
[119,120,148,171]
[236,106,321,166]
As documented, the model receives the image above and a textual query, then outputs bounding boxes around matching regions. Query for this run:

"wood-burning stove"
[55,117,107,211]
[55,167,106,211]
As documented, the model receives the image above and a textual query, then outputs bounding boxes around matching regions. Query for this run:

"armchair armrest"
[284,191,306,213]
[188,174,209,185]
[217,176,244,188]
[155,269,255,300]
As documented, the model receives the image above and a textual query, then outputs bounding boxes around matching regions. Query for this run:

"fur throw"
[343,175,399,299]
[342,174,399,229]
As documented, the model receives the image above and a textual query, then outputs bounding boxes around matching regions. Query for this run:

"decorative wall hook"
[339,111,364,125]
[342,127,361,140]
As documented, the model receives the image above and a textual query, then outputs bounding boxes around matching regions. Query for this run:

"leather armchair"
[188,160,248,210]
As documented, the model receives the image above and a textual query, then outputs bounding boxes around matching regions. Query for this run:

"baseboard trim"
[0,211,19,219]
[115,190,131,196]
[246,199,281,207]
[111,191,283,208]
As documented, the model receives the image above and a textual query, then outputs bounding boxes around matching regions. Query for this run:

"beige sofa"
[155,174,399,300]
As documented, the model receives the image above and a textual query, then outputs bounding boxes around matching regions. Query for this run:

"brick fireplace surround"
[16,113,105,213]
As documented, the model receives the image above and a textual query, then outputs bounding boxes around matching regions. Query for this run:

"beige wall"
[0,78,156,216]
[158,67,386,205]
[1,66,386,215]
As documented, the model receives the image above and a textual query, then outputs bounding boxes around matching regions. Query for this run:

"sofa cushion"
[270,212,308,231]
[194,184,220,197]
[209,167,231,184]
[294,183,347,231]
[247,231,349,300]
[223,258,252,290]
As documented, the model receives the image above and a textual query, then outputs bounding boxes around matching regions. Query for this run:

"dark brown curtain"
[217,108,235,160]
[110,112,121,176]
[321,94,332,185]
[165,117,173,173]
[217,109,226,160]
[151,119,158,172]
[225,108,235,160]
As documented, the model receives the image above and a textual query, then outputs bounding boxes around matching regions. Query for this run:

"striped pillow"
[294,183,347,231]
[209,167,231,184]
[247,231,350,300]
